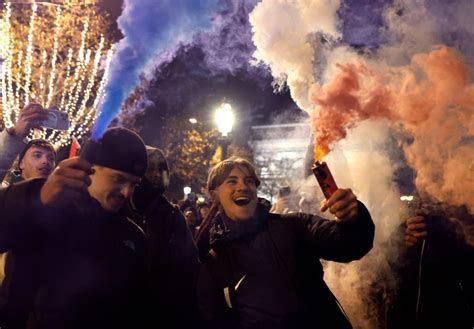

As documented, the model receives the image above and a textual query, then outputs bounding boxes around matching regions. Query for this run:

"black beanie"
[80,127,147,177]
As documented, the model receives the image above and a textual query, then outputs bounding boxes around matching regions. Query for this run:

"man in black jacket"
[128,146,200,328]
[384,204,474,329]
[196,157,374,329]
[0,127,148,329]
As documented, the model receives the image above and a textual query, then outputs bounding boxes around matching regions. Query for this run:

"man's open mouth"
[234,196,251,206]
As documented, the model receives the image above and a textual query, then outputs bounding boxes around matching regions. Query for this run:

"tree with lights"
[0,1,113,147]
[155,117,219,198]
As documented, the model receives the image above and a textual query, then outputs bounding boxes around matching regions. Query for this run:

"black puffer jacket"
[198,201,374,329]
[0,179,147,329]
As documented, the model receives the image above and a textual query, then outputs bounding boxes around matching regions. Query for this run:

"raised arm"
[294,189,375,262]
[0,104,49,181]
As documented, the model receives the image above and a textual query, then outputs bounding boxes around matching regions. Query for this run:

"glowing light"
[183,186,192,195]
[23,2,37,106]
[400,195,414,202]
[0,2,113,148]
[46,5,61,109]
[214,102,234,137]
[314,145,328,162]
[189,118,197,124]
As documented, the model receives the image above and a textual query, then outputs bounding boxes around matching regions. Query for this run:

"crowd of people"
[0,104,472,328]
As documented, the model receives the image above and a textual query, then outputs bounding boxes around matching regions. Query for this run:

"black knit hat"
[80,127,147,177]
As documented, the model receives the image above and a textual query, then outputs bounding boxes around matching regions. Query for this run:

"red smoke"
[308,46,474,212]
[309,62,394,160]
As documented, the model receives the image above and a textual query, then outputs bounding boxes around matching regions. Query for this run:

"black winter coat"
[383,213,474,329]
[198,202,374,329]
[129,194,201,328]
[0,179,147,329]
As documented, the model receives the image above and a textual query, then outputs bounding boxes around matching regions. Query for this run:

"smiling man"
[87,165,141,212]
[0,127,148,329]
[197,157,375,329]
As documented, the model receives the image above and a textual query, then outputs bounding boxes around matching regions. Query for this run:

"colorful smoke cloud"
[250,1,474,327]
[117,0,279,128]
[250,0,474,212]
[309,45,473,211]
[92,0,218,140]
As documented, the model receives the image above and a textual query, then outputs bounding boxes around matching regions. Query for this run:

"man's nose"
[236,179,250,191]
[120,184,135,199]
[40,156,50,165]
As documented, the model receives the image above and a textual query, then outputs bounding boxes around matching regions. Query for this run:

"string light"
[0,2,113,148]
[23,2,37,106]
[1,3,13,127]
[45,5,61,109]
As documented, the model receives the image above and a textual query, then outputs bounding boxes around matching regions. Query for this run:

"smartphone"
[40,108,70,130]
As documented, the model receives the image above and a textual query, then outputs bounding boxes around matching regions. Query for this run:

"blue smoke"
[339,0,388,49]
[426,0,474,67]
[196,0,262,75]
[92,0,218,140]
[118,0,274,126]
[339,0,474,67]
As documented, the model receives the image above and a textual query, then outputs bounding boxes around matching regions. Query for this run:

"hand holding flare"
[312,146,358,222]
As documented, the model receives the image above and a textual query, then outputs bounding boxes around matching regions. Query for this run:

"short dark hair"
[18,139,56,169]
[207,157,260,192]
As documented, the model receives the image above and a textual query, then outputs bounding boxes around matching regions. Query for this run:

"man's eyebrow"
[31,148,54,155]
[112,173,141,184]
[225,175,253,180]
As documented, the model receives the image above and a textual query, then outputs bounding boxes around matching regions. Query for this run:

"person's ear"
[210,190,218,203]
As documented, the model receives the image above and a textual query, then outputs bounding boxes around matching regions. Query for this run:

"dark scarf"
[209,201,270,248]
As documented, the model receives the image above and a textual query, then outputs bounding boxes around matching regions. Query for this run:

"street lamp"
[183,186,192,195]
[214,102,234,160]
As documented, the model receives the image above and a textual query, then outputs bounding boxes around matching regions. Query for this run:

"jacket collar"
[209,200,270,247]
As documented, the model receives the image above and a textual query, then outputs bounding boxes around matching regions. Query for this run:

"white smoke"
[249,0,341,111]
[322,120,406,328]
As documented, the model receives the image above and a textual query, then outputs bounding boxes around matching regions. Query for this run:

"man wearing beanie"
[0,127,148,329]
